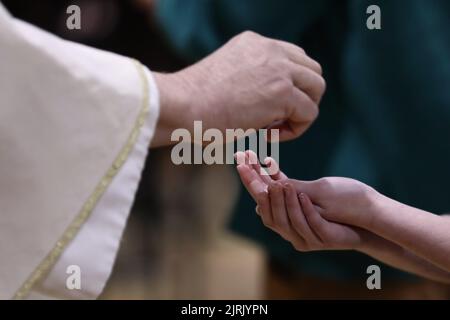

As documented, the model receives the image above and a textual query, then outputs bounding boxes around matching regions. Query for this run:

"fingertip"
[235,151,246,165]
[264,157,281,176]
[245,150,258,165]
[263,157,272,166]
[245,149,257,157]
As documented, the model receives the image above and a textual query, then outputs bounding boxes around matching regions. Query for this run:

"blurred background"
[5,0,449,299]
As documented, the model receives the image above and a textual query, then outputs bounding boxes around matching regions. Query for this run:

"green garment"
[157,0,450,280]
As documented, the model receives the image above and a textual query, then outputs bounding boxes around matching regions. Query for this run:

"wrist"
[354,225,396,255]
[354,228,378,253]
[358,185,382,230]
[152,71,199,147]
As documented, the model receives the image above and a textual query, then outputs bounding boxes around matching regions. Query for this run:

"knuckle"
[265,57,288,71]
[316,177,333,192]
[275,84,294,101]
[238,30,259,42]
[306,103,320,122]
[242,30,257,37]
[317,75,327,94]
[315,61,323,75]
[268,76,293,97]
[297,46,306,55]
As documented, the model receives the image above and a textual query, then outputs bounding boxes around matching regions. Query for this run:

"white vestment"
[0,3,160,299]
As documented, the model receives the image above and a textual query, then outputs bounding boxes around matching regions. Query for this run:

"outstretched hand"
[236,151,450,283]
[235,150,371,251]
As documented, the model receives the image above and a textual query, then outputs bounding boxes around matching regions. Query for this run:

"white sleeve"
[27,69,160,300]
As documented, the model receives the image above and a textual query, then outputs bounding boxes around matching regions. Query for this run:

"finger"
[268,182,291,239]
[234,151,247,166]
[236,151,269,186]
[300,193,332,243]
[284,183,321,245]
[256,186,274,228]
[245,150,272,184]
[236,164,267,200]
[263,157,288,180]
[237,164,272,228]
[290,63,326,105]
[290,179,322,204]
[242,151,269,185]
[270,87,318,142]
[275,40,323,75]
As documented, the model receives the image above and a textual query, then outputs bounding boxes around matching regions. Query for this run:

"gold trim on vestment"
[13,60,149,299]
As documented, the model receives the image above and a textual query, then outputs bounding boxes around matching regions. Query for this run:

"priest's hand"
[152,31,325,147]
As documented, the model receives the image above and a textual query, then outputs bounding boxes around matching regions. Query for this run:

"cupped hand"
[235,150,374,251]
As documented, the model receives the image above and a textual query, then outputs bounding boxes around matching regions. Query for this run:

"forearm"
[358,231,450,284]
[365,192,450,272]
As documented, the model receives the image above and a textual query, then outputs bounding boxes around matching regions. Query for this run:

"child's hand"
[235,150,378,251]
[288,176,378,229]
[236,150,378,227]
[236,151,450,281]
[268,180,366,251]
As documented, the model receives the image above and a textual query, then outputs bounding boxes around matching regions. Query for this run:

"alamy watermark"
[66,5,81,30]
[170,121,280,175]
[66,264,81,290]
[366,264,381,290]
[366,5,382,30]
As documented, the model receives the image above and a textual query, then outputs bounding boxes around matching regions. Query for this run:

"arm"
[358,230,450,284]
[363,193,450,273]
[235,151,450,283]
[285,171,450,274]
[291,174,450,273]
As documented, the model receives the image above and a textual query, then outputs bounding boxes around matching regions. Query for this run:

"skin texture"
[236,150,450,283]
[151,31,325,147]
